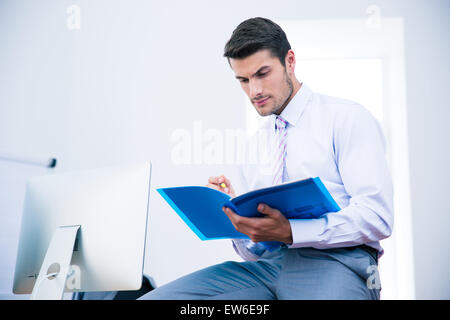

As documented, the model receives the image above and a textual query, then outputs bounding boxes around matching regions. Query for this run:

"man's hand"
[222,203,293,245]
[206,174,236,198]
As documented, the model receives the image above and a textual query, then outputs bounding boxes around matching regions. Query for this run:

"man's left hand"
[222,203,293,245]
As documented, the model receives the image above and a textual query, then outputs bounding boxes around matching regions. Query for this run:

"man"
[141,17,393,300]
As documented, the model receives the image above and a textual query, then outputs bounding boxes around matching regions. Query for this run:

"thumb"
[257,203,280,217]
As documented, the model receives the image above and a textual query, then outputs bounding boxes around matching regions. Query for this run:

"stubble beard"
[256,71,294,117]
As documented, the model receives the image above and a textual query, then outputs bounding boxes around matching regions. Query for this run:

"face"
[229,49,294,116]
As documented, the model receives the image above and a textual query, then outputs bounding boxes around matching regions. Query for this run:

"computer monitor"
[13,162,151,299]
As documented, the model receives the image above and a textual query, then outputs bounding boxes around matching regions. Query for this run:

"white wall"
[1,0,449,299]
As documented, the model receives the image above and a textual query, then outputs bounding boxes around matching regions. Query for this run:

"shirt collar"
[269,83,313,130]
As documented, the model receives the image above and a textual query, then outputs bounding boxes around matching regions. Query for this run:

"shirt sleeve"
[288,104,394,249]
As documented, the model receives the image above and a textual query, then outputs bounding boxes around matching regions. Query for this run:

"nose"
[249,80,263,99]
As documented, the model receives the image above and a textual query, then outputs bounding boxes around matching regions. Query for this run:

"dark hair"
[224,17,291,67]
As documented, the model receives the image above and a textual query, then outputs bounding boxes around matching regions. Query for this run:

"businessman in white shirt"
[141,17,393,300]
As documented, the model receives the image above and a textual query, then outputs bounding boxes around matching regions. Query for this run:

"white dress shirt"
[232,83,394,261]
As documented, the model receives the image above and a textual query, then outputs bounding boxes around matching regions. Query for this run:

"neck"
[274,79,302,115]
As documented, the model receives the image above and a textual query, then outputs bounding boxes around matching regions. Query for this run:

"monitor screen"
[13,162,151,295]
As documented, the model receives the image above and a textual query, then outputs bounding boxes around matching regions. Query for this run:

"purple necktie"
[272,116,288,185]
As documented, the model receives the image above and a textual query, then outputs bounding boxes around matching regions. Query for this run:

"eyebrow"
[235,66,271,80]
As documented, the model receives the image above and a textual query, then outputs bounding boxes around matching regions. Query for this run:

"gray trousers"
[140,246,380,300]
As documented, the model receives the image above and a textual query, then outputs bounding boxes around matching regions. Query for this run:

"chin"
[254,105,273,117]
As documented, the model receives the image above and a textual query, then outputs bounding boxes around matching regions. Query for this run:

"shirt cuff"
[232,239,261,261]
[287,217,327,249]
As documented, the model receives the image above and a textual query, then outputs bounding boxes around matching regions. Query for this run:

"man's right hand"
[206,175,236,198]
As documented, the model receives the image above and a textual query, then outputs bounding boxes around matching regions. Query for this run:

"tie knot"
[275,116,287,131]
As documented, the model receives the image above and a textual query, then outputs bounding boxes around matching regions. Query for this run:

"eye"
[258,72,269,78]
[239,79,249,83]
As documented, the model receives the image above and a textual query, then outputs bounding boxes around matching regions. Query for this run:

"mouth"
[253,96,270,107]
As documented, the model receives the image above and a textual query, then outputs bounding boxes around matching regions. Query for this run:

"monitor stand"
[30,225,80,300]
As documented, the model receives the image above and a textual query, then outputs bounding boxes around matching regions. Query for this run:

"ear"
[285,49,296,74]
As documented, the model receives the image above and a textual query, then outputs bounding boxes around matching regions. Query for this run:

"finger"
[215,174,232,187]
[223,206,246,229]
[222,176,232,189]
[212,175,224,184]
[206,183,221,191]
[217,176,234,194]
[218,174,229,185]
[257,203,281,217]
[223,207,260,234]
[208,176,220,184]
[209,176,230,191]
[222,206,238,228]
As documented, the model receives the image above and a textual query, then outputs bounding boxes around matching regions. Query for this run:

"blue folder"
[157,177,340,251]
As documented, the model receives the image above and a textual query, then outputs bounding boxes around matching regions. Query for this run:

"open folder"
[157,177,340,251]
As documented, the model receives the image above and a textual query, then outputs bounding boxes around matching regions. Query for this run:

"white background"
[1,0,449,299]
